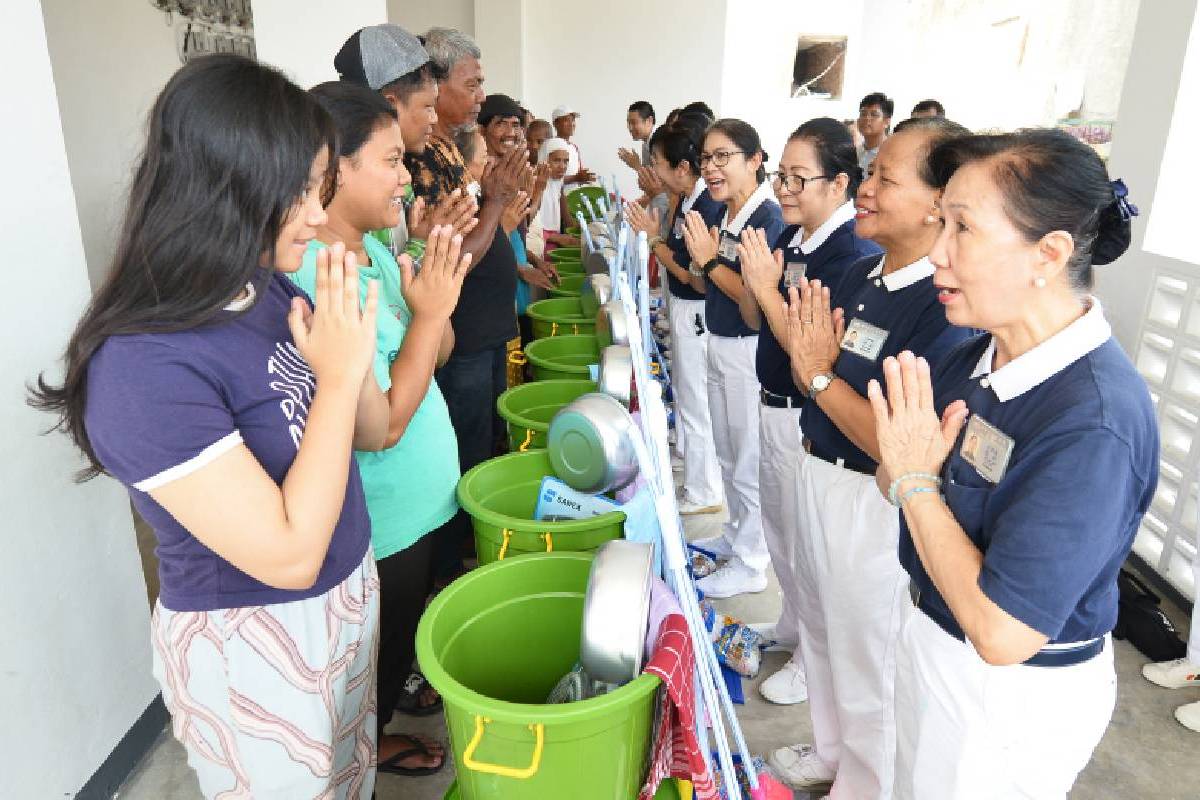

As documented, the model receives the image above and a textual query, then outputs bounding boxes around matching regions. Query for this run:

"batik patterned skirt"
[151,551,380,799]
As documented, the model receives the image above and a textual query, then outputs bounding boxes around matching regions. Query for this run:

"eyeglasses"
[698,150,745,168]
[769,171,834,194]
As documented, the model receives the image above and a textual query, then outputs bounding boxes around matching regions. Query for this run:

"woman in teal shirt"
[293,81,471,777]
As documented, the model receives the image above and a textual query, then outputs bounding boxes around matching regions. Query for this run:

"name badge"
[960,414,1014,484]
[672,218,685,239]
[718,232,739,261]
[783,261,807,289]
[840,318,888,361]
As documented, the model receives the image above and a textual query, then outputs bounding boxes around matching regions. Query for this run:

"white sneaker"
[747,622,796,652]
[1176,700,1200,732]
[759,658,808,704]
[678,499,722,516]
[690,534,734,558]
[696,560,767,599]
[1142,657,1200,689]
[767,743,834,790]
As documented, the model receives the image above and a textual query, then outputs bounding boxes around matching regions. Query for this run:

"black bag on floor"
[1113,568,1188,662]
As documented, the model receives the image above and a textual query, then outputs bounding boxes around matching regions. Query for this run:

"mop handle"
[576,211,594,253]
[581,194,599,223]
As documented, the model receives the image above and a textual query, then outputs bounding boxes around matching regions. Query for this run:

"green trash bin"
[565,186,608,221]
[417,552,659,800]
[546,274,585,298]
[548,247,582,262]
[456,450,625,565]
[524,335,599,381]
[526,297,594,339]
[496,379,596,452]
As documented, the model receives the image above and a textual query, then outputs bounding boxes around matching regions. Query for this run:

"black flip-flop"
[377,734,446,777]
[395,671,443,717]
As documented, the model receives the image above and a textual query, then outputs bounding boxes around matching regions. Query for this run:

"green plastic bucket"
[418,552,659,800]
[551,258,585,277]
[524,335,599,381]
[496,379,597,452]
[546,274,585,298]
[443,774,684,799]
[526,298,594,339]
[456,450,625,565]
[549,247,582,262]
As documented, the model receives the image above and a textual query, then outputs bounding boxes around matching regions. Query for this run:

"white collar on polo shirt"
[681,177,706,214]
[722,180,778,234]
[970,298,1111,402]
[789,201,857,254]
[866,255,935,291]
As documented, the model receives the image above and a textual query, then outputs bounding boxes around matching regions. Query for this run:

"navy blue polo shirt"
[755,208,882,399]
[705,181,784,338]
[799,255,972,470]
[900,303,1159,650]
[666,180,723,302]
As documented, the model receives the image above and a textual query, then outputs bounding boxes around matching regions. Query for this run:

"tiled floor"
[118,508,1199,799]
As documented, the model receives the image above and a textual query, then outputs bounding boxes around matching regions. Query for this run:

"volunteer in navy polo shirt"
[869,131,1157,799]
[680,118,783,601]
[626,113,724,515]
[737,117,881,711]
[770,117,973,797]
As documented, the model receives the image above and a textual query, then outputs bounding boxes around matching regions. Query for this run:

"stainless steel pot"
[547,392,639,494]
[579,540,654,685]
[579,274,612,318]
[596,299,631,349]
[597,345,633,407]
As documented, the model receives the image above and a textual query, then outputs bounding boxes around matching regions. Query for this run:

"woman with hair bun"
[736,117,881,707]
[869,128,1157,798]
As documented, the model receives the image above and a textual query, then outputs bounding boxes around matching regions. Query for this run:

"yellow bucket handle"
[462,716,544,780]
[496,529,553,560]
[550,321,559,336]
[508,349,528,366]
[572,323,580,335]
[518,428,534,452]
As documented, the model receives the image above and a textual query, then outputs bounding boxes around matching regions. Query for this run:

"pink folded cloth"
[638,613,717,800]
[644,577,682,659]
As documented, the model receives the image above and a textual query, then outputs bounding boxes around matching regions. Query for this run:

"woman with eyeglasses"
[680,118,783,599]
[736,117,881,710]
[872,130,1154,799]
[626,113,725,516]
[770,116,974,797]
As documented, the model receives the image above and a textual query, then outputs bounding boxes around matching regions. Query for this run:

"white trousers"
[759,404,805,650]
[668,296,722,504]
[794,453,907,799]
[1190,531,1200,663]
[706,334,768,571]
[894,608,1116,799]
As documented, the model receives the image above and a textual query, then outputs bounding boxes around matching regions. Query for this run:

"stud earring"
[1034,276,1047,288]
[924,214,938,225]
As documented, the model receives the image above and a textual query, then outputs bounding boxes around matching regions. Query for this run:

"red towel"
[638,613,717,800]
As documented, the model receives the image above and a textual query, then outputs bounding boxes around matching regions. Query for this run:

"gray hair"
[423,27,481,78]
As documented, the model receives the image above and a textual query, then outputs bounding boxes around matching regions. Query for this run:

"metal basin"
[579,540,654,686]
[597,345,633,407]
[596,299,631,349]
[547,392,639,494]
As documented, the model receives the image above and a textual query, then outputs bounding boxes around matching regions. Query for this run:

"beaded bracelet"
[887,472,942,507]
[900,486,938,506]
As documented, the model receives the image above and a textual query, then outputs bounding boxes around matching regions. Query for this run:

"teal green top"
[289,235,460,559]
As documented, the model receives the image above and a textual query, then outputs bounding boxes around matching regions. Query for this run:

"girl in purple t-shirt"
[31,56,389,798]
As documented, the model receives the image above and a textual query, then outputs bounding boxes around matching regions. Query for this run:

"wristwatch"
[807,372,836,399]
[700,257,719,277]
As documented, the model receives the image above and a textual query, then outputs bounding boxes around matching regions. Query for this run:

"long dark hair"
[929,128,1133,290]
[649,112,710,176]
[30,55,338,480]
[789,117,863,199]
[310,80,398,159]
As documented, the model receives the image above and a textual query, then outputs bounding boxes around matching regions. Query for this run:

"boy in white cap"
[552,105,594,186]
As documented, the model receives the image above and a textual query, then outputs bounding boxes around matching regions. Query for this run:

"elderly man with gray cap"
[386,28,530,583]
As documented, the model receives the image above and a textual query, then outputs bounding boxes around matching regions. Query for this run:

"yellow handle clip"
[518,428,534,452]
[497,529,513,560]
[461,716,545,779]
[541,532,553,552]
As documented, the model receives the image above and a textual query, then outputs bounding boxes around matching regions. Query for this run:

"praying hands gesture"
[399,225,472,321]
[867,352,969,481]
[501,190,531,234]
[624,201,660,239]
[783,279,844,392]
[637,166,663,198]
[737,226,784,297]
[617,146,642,170]
[408,188,479,241]
[681,210,719,268]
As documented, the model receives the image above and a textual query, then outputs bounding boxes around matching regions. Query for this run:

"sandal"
[377,733,446,776]
[395,671,442,717]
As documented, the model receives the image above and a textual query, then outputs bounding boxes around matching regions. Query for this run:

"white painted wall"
[474,0,524,100]
[41,0,184,289]
[254,0,387,89]
[522,0,729,200]
[0,3,159,797]
[387,0,475,37]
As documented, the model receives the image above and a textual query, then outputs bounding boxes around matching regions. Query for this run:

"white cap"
[551,105,579,120]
